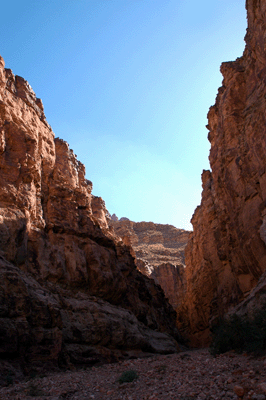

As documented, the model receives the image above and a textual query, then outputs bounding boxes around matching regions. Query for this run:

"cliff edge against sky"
[176,0,266,346]
[1,0,266,381]
[0,55,180,381]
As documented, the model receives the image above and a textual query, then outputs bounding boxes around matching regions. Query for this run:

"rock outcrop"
[0,55,180,379]
[176,0,266,346]
[110,218,190,311]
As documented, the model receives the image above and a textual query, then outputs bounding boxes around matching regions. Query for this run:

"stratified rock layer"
[110,219,189,311]
[177,0,266,346]
[0,56,180,377]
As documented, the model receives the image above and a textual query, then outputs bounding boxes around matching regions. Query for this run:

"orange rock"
[110,218,190,310]
[176,0,266,346]
[0,54,181,378]
[234,385,245,398]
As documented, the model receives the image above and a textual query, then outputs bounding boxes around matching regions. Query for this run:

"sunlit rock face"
[0,55,180,378]
[110,218,190,311]
[176,0,266,346]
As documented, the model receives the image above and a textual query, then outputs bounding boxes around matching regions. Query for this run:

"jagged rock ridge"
[0,55,180,381]
[176,0,266,346]
[109,217,190,310]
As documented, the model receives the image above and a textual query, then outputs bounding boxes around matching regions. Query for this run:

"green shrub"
[27,383,45,397]
[118,369,138,384]
[5,371,14,386]
[210,307,266,356]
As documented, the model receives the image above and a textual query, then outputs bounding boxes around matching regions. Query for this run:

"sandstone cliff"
[0,55,180,379]
[176,0,266,346]
[109,218,189,311]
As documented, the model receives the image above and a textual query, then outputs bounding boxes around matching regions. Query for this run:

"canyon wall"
[0,55,180,380]
[110,218,189,311]
[176,0,266,346]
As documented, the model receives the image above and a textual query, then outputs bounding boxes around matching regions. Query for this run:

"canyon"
[0,56,180,382]
[109,216,189,310]
[0,0,266,389]
[110,0,266,351]
[175,0,266,346]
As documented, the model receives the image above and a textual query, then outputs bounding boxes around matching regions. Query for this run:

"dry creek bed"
[1,349,266,399]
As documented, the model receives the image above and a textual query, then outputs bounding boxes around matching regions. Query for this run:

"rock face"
[110,218,190,311]
[176,0,266,346]
[0,55,180,378]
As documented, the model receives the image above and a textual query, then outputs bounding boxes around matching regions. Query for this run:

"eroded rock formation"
[176,0,266,346]
[0,55,180,379]
[110,218,190,311]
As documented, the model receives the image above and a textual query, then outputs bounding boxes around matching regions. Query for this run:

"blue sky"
[1,1,247,230]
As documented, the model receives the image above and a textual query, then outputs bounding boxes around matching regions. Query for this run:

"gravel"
[1,349,266,399]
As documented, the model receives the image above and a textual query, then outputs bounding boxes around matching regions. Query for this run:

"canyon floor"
[1,349,266,400]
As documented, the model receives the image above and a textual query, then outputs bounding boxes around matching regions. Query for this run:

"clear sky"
[1,1,247,230]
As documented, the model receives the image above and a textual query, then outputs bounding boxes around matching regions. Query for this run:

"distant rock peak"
[110,217,190,312]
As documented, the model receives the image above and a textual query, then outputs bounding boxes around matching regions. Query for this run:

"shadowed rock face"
[0,55,180,378]
[176,0,266,346]
[110,218,190,311]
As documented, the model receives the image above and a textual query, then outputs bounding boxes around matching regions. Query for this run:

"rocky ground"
[1,349,266,399]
